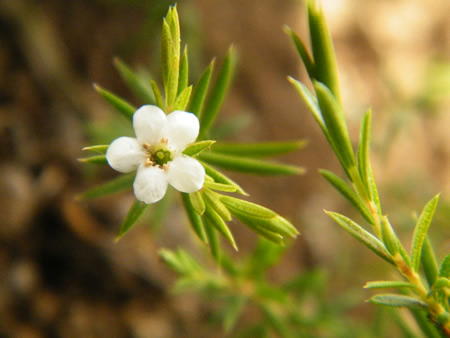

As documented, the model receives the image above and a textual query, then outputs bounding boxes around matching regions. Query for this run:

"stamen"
[162,164,169,170]
[143,143,151,150]
[144,159,153,167]
[160,138,168,145]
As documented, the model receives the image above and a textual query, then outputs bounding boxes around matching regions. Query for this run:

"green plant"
[287,1,449,336]
[78,2,449,336]
[80,6,304,257]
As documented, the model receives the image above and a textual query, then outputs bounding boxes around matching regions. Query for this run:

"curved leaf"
[411,194,440,272]
[189,59,215,116]
[116,200,149,239]
[320,169,374,224]
[369,294,427,310]
[94,83,136,120]
[364,281,416,290]
[113,58,155,104]
[77,173,134,200]
[199,46,237,138]
[183,140,215,157]
[326,211,394,265]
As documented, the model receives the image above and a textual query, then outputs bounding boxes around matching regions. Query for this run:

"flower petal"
[133,105,166,145]
[167,155,205,193]
[106,137,143,173]
[133,165,169,204]
[163,111,199,152]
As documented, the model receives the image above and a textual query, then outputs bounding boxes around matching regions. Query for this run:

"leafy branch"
[80,6,304,255]
[287,0,449,336]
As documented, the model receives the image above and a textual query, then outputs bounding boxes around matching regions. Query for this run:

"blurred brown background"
[0,0,449,336]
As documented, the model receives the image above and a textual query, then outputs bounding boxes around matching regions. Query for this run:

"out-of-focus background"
[0,0,449,336]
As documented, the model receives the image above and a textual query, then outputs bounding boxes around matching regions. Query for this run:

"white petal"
[133,105,166,145]
[167,155,205,193]
[106,137,143,173]
[133,165,169,204]
[163,111,199,152]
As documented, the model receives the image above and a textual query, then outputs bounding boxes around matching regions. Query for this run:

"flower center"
[143,139,174,169]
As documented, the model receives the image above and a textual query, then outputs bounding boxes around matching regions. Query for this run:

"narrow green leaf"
[150,80,164,110]
[189,59,215,116]
[199,152,304,176]
[314,81,355,173]
[199,47,237,138]
[181,193,207,243]
[200,161,247,195]
[77,173,134,200]
[164,7,180,109]
[178,46,189,95]
[308,0,341,104]
[159,248,185,274]
[161,18,172,96]
[82,145,109,154]
[78,154,107,165]
[203,180,237,193]
[411,194,440,272]
[380,217,411,268]
[369,294,428,310]
[211,140,307,158]
[221,195,299,239]
[288,77,329,138]
[116,200,149,239]
[203,189,232,221]
[380,216,400,256]
[189,191,205,216]
[243,221,285,245]
[320,169,375,224]
[326,211,395,265]
[284,26,315,79]
[364,281,416,290]
[203,215,221,261]
[223,296,247,332]
[183,140,215,156]
[204,204,237,250]
[173,85,192,111]
[421,236,439,287]
[289,77,349,178]
[440,254,450,278]
[357,109,372,194]
[166,57,180,110]
[367,162,382,214]
[113,58,155,104]
[220,195,278,220]
[159,248,201,276]
[93,83,136,120]
[237,215,288,244]
[166,6,180,66]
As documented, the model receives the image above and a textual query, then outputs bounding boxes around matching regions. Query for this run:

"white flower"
[106,105,205,204]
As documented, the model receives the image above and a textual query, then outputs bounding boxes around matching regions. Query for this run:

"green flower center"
[143,140,174,169]
[153,148,173,166]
